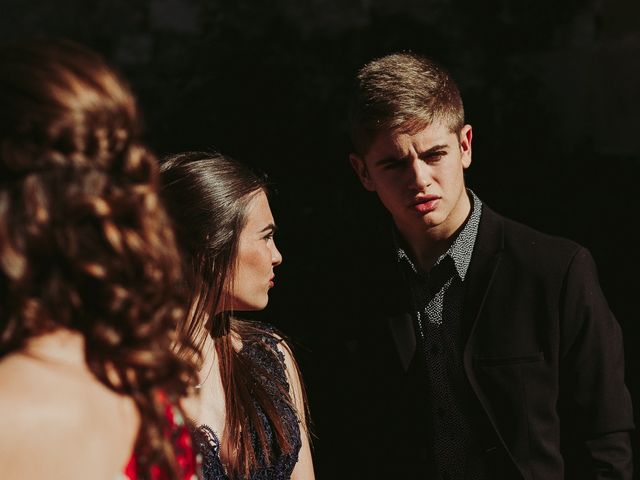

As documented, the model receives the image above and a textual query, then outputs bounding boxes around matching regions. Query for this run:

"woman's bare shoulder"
[0,353,139,480]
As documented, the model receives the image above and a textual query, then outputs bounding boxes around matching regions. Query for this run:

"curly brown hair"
[0,41,198,478]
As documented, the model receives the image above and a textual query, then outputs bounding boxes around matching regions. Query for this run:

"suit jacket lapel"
[388,313,416,371]
[461,204,504,343]
[461,206,527,479]
[376,229,418,373]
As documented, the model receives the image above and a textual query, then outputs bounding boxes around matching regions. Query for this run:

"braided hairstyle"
[0,41,198,478]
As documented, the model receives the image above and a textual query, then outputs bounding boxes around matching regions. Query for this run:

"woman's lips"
[268,277,275,288]
[410,196,440,213]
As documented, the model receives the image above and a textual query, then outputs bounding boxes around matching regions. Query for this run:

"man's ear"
[349,153,376,192]
[459,124,472,169]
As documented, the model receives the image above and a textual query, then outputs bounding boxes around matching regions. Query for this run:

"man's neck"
[401,230,453,273]
[398,191,471,272]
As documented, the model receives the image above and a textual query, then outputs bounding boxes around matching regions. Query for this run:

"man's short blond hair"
[349,52,465,154]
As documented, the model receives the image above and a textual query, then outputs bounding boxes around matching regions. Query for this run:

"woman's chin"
[230,298,269,312]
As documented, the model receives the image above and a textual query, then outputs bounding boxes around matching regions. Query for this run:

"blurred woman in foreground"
[0,41,199,479]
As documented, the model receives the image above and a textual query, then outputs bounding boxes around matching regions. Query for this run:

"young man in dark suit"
[344,52,633,479]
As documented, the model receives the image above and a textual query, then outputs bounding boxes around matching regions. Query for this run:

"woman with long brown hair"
[159,152,315,480]
[0,41,199,479]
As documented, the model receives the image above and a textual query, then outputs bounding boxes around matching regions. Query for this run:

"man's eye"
[425,152,445,162]
[263,232,274,240]
[382,161,403,170]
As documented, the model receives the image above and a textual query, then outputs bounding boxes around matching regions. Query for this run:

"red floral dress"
[122,391,200,480]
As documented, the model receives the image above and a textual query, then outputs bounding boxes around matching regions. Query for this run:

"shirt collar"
[395,189,482,281]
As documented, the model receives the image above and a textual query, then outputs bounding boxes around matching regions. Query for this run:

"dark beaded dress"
[192,331,302,480]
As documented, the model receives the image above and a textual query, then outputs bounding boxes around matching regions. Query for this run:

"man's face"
[350,121,472,239]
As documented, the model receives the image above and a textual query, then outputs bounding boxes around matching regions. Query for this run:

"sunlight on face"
[230,190,283,311]
[351,121,472,241]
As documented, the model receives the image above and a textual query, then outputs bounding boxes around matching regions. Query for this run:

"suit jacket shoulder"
[482,205,583,269]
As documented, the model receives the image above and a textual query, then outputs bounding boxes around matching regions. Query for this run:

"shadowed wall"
[2,0,638,475]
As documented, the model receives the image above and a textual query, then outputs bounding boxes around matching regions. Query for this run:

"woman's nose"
[271,243,283,266]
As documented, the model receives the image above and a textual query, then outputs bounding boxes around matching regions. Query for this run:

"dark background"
[2,0,639,476]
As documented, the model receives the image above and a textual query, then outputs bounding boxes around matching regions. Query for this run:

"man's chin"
[396,213,442,233]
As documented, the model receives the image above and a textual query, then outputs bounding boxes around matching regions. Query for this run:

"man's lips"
[410,195,440,213]
[269,276,275,288]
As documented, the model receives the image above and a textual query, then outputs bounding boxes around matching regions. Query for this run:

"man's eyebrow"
[259,223,277,233]
[374,144,449,166]
[417,144,449,158]
[374,155,403,167]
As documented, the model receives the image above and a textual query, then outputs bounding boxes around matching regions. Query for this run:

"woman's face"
[230,190,282,311]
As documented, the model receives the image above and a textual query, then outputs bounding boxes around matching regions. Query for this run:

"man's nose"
[408,159,431,190]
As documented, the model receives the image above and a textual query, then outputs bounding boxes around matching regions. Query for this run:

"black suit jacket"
[337,205,633,479]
